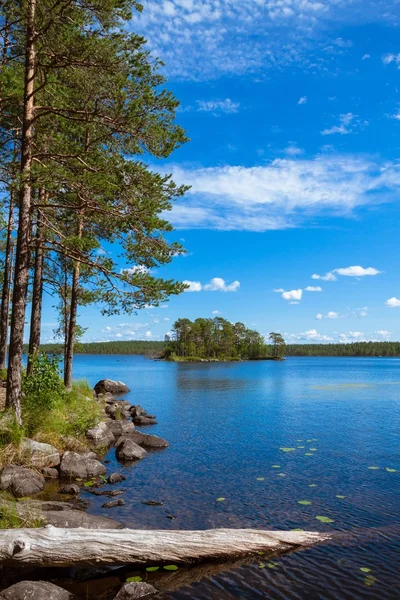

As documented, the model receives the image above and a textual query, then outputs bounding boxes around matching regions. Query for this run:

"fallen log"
[0,526,330,567]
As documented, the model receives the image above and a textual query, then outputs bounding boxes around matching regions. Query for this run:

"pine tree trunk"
[0,190,15,370]
[64,216,83,389]
[6,0,37,423]
[27,202,45,375]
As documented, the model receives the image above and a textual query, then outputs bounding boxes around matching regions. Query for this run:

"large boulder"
[0,581,73,600]
[59,451,106,479]
[113,583,157,600]
[94,380,130,395]
[107,421,135,437]
[86,422,115,448]
[21,438,60,468]
[115,438,147,461]
[0,465,45,498]
[129,405,147,418]
[128,431,169,449]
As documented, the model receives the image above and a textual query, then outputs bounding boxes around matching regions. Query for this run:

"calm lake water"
[72,355,400,599]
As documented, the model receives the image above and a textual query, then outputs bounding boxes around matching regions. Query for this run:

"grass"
[0,498,44,529]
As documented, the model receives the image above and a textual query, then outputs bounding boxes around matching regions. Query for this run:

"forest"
[0,0,188,425]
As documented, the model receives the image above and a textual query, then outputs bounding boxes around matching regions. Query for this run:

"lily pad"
[126,576,142,582]
[364,575,377,586]
[297,439,303,442]
[305,453,314,456]
[309,448,318,451]
[385,468,397,473]
[308,484,317,488]
[271,465,281,468]
[278,473,286,477]
[297,446,305,449]
[164,565,179,571]
[256,477,265,481]
[336,495,346,499]
[146,566,160,572]
[280,447,296,452]
[216,497,225,502]
[315,515,335,524]
[267,562,279,569]
[84,481,95,488]
[368,466,379,470]
[258,562,266,569]
[297,500,312,506]
[360,567,372,573]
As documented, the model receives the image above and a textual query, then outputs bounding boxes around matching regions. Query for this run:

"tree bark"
[6,0,37,423]
[27,200,46,375]
[0,190,15,370]
[64,214,83,389]
[0,527,330,567]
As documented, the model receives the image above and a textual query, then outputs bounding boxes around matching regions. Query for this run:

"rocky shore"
[0,378,169,599]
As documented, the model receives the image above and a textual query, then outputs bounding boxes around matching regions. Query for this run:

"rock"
[86,422,115,448]
[88,489,125,497]
[116,439,147,461]
[106,404,132,421]
[59,484,80,495]
[142,500,164,506]
[128,431,169,449]
[133,416,157,426]
[0,581,73,600]
[94,380,130,395]
[42,467,59,478]
[0,465,45,498]
[102,498,125,509]
[113,582,157,600]
[43,510,124,529]
[59,451,106,479]
[129,405,147,418]
[108,473,126,484]
[107,421,135,437]
[21,438,60,468]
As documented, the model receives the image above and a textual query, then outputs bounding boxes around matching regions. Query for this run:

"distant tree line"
[165,317,269,360]
[25,341,164,356]
[284,341,400,357]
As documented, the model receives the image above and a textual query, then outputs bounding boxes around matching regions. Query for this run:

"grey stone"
[129,405,147,418]
[107,421,135,437]
[0,581,73,600]
[94,379,130,395]
[59,484,80,495]
[106,404,132,421]
[108,472,126,484]
[21,438,60,468]
[113,582,157,600]
[42,510,124,529]
[0,465,45,498]
[116,438,147,461]
[128,431,169,449]
[86,421,115,448]
[102,498,125,508]
[133,416,157,426]
[59,451,106,479]
[42,467,59,478]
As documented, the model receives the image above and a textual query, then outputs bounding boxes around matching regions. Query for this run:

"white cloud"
[391,111,400,121]
[196,98,240,114]
[120,265,149,275]
[282,289,303,301]
[204,277,240,292]
[298,96,307,105]
[382,53,400,67]
[183,280,202,292]
[362,53,371,60]
[164,317,170,321]
[334,265,381,277]
[212,310,221,314]
[284,145,304,156]
[287,328,334,342]
[316,311,340,319]
[321,112,357,135]
[375,330,391,338]
[145,331,153,338]
[386,297,400,307]
[305,286,322,292]
[312,272,337,281]
[167,154,400,231]
[338,331,364,342]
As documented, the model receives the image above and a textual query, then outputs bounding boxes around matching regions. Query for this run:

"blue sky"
[40,0,400,344]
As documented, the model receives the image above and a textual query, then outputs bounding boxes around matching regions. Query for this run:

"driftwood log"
[0,526,330,567]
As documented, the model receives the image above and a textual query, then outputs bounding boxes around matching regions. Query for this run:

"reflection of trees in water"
[176,374,246,392]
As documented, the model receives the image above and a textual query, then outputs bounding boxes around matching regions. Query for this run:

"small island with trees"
[163,317,286,361]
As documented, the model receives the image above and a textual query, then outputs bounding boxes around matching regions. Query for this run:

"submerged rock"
[0,581,73,600]
[108,473,126,484]
[0,465,45,498]
[59,483,80,495]
[113,582,157,600]
[102,498,125,509]
[86,422,115,448]
[94,380,130,395]
[21,438,60,469]
[128,431,169,449]
[59,451,106,479]
[132,416,157,426]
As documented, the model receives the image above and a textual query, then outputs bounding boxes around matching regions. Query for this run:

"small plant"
[0,368,7,382]
[0,500,44,529]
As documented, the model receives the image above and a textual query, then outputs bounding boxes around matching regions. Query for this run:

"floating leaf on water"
[297,500,312,506]
[305,453,314,456]
[360,567,372,573]
[307,439,313,443]
[385,468,397,473]
[297,446,305,449]
[280,447,296,452]
[216,497,225,502]
[271,465,281,469]
[256,477,265,481]
[308,484,317,488]
[146,567,160,572]
[309,448,318,452]
[258,562,266,569]
[368,466,379,470]
[364,576,377,587]
[126,576,142,582]
[267,562,278,569]
[315,516,335,524]
[278,473,286,477]
[84,481,94,488]
[297,440,304,442]
[336,495,346,499]
[164,565,179,571]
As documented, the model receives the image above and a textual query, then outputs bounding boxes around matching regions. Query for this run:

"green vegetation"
[0,500,44,529]
[25,341,165,356]
[165,317,270,360]
[285,341,400,356]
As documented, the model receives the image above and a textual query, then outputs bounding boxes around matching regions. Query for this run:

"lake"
[73,355,400,599]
